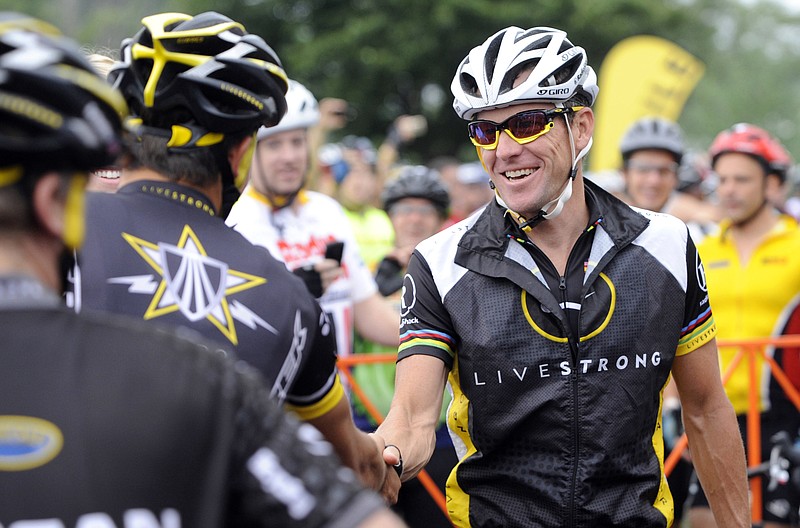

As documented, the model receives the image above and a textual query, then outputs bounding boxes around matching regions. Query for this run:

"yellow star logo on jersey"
[121,224,266,345]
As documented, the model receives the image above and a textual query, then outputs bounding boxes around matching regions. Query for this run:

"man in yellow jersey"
[691,123,800,528]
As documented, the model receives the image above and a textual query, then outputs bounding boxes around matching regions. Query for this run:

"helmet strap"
[210,142,240,218]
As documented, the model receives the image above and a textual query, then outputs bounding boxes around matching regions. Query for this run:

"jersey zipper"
[560,273,580,528]
[508,225,598,526]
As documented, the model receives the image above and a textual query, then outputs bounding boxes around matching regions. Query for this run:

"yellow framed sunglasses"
[468,106,584,150]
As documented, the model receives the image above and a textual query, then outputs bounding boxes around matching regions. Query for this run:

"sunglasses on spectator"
[468,107,584,150]
[388,202,439,217]
[624,159,680,177]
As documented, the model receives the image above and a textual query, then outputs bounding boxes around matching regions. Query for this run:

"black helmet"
[0,12,127,183]
[382,165,450,217]
[619,117,684,164]
[109,12,289,145]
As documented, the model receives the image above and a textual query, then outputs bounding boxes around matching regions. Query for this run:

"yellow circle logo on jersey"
[0,415,63,471]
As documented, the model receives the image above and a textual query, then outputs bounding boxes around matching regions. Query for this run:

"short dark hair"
[0,185,30,230]
[0,171,72,232]
[125,131,248,187]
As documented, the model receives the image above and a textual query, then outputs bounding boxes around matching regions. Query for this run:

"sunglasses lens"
[508,111,547,140]
[469,122,498,146]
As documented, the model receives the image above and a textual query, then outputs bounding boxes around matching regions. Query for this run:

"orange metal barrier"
[663,335,800,525]
[342,335,800,526]
[337,354,450,522]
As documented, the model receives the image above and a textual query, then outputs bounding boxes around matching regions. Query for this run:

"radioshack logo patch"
[696,251,707,292]
[400,274,416,317]
[0,415,63,471]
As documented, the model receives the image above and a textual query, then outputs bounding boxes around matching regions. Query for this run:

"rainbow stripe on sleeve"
[676,307,716,356]
[398,328,456,360]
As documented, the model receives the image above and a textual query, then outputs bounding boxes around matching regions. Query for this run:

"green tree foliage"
[6,0,800,167]
[680,0,800,158]
[231,0,717,162]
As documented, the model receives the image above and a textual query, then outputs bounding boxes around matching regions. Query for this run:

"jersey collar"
[244,185,309,210]
[0,275,60,310]
[120,180,218,216]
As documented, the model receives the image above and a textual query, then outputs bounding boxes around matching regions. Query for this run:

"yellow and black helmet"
[0,12,127,186]
[109,11,289,146]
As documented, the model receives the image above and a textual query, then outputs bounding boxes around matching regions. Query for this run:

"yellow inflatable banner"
[589,35,705,172]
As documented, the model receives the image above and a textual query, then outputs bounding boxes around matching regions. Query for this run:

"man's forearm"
[374,355,448,482]
[684,402,749,527]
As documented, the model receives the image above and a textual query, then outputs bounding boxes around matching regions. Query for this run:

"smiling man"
[373,26,749,528]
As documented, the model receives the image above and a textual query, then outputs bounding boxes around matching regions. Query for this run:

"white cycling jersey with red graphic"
[227,186,377,357]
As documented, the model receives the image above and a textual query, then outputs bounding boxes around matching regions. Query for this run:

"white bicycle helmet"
[620,117,684,163]
[257,79,320,140]
[451,26,599,120]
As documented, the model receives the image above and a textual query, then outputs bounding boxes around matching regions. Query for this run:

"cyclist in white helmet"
[226,80,400,363]
[373,26,748,527]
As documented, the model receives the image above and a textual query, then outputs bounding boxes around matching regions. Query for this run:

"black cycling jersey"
[0,275,382,527]
[398,181,715,528]
[68,181,339,415]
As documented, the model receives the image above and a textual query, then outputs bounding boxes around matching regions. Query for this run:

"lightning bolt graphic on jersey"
[111,225,268,346]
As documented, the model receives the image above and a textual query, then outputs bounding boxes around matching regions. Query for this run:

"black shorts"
[688,411,800,524]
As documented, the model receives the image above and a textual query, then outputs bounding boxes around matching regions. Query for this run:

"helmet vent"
[500,59,538,94]
[545,55,582,87]
[459,72,481,98]
[519,34,552,53]
[483,32,505,85]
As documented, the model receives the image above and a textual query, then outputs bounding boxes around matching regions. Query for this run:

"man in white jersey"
[226,80,399,359]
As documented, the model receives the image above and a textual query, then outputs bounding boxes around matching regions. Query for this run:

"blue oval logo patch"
[0,415,63,471]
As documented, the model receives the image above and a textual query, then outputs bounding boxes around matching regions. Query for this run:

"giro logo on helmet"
[537,88,570,96]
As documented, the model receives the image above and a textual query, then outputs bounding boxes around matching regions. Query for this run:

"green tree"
[228,0,716,162]
[8,0,800,167]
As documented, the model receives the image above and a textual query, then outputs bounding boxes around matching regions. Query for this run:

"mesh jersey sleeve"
[677,231,717,356]
[227,360,383,528]
[284,302,343,420]
[396,251,457,369]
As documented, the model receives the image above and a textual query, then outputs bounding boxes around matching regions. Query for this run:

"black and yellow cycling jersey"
[69,181,340,418]
[0,275,382,526]
[398,180,714,528]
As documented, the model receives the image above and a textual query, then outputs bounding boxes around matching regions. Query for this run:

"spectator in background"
[353,165,456,527]
[444,161,495,226]
[691,123,800,528]
[376,114,429,185]
[320,136,395,271]
[618,116,720,242]
[429,155,461,191]
[226,79,400,359]
[307,96,351,195]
